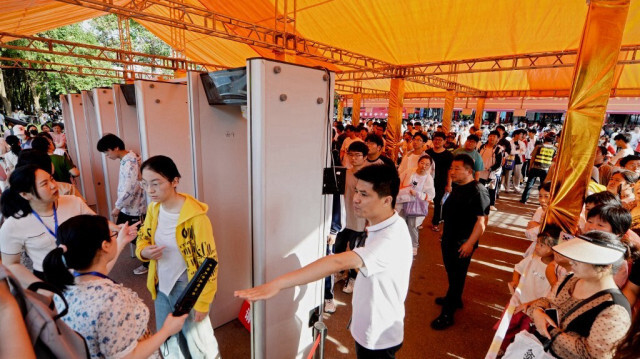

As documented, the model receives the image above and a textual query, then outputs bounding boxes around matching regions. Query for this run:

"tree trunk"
[0,70,11,114]
[28,79,41,114]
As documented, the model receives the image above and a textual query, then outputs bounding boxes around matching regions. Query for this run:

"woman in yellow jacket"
[135,155,220,359]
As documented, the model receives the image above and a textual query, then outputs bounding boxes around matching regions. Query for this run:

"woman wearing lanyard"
[43,215,188,358]
[0,165,95,279]
[135,155,220,359]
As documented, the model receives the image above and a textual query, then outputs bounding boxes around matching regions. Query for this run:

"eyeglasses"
[138,180,168,190]
[110,231,118,239]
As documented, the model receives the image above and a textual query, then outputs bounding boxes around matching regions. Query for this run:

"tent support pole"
[544,0,631,233]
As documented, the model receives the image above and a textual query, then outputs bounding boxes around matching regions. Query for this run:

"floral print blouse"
[54,278,161,359]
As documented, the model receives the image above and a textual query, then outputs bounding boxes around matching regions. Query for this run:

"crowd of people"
[0,119,221,358]
[0,114,640,358]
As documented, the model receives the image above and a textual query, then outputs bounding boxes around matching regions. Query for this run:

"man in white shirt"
[235,164,412,358]
[97,134,148,275]
[612,133,635,166]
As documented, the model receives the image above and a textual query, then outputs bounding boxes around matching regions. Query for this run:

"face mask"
[30,129,38,136]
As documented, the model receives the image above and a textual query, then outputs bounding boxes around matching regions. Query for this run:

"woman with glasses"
[397,154,435,256]
[522,231,637,359]
[43,215,187,359]
[136,155,220,359]
[0,165,100,279]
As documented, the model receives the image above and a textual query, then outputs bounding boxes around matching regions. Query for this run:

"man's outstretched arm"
[234,251,363,301]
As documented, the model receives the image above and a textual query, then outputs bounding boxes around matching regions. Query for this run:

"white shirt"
[351,212,412,350]
[513,255,551,305]
[0,195,94,271]
[155,205,187,295]
[611,146,634,166]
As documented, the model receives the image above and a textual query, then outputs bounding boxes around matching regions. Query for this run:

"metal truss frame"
[341,88,640,100]
[0,31,225,73]
[0,56,166,80]
[55,0,482,94]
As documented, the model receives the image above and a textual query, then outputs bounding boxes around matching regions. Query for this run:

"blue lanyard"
[32,204,58,238]
[73,271,117,283]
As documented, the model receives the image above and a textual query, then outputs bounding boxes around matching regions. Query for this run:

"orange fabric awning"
[1,0,640,96]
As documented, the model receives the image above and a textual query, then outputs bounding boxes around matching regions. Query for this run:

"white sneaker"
[343,278,355,294]
[133,265,148,275]
[324,299,336,314]
[413,247,418,256]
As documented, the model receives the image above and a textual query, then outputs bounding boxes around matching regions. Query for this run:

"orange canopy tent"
[2,0,639,97]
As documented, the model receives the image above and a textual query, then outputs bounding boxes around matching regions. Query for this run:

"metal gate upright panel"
[134,80,195,196]
[91,88,120,216]
[66,93,97,211]
[248,58,334,359]
[113,84,142,156]
[59,94,80,180]
[187,72,252,330]
[81,90,109,217]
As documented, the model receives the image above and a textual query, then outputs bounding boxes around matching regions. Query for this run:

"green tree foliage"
[0,15,173,114]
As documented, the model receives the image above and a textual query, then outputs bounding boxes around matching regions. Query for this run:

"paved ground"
[110,189,539,359]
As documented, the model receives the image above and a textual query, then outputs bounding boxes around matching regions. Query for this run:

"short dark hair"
[488,130,500,137]
[597,146,608,157]
[432,131,446,140]
[452,154,475,171]
[31,136,51,153]
[97,133,125,152]
[496,125,506,132]
[345,125,357,132]
[16,149,53,174]
[353,164,400,208]
[365,134,384,147]
[528,128,537,134]
[348,141,369,155]
[466,134,480,143]
[620,155,640,168]
[336,123,345,132]
[584,191,621,207]
[586,204,632,236]
[538,224,562,247]
[614,133,631,143]
[140,155,181,182]
[418,154,432,164]
[51,122,63,130]
[413,132,427,142]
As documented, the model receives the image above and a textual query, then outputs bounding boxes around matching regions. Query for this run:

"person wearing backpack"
[0,268,35,359]
[521,231,636,359]
[43,215,188,359]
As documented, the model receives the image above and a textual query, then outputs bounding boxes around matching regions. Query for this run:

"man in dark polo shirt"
[431,154,490,330]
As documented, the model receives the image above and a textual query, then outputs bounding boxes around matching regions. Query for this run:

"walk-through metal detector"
[62,93,98,212]
[247,58,334,359]
[134,80,195,196]
[112,84,142,156]
[189,58,333,358]
[90,88,120,216]
[81,90,110,217]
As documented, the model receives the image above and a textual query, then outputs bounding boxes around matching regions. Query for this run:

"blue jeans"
[155,280,221,359]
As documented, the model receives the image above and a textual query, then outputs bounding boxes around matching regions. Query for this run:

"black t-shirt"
[629,258,640,286]
[442,181,490,246]
[426,148,454,187]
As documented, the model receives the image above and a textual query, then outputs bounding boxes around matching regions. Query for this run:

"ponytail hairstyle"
[43,215,111,292]
[5,135,21,156]
[0,164,40,218]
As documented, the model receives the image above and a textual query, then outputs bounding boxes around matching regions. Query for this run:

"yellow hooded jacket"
[135,193,218,313]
